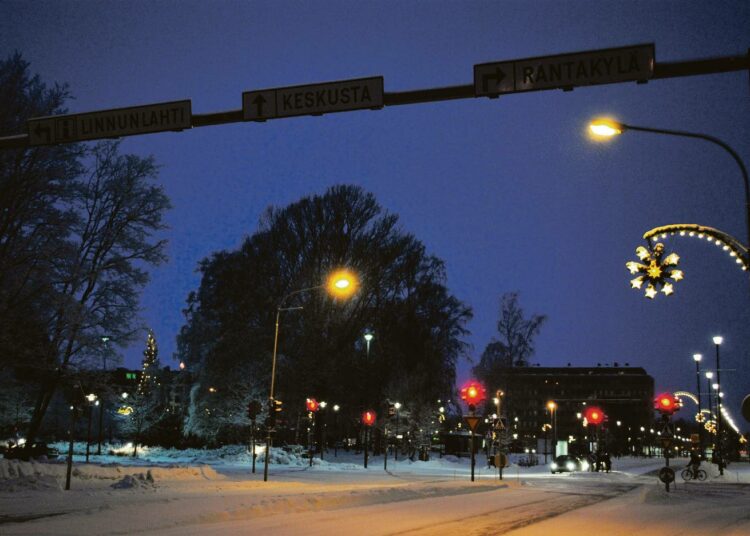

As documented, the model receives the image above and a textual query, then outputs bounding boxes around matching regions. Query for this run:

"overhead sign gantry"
[1,43,747,151]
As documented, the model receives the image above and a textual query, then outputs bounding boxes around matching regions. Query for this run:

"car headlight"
[566,462,576,471]
[550,462,558,470]
[581,460,589,470]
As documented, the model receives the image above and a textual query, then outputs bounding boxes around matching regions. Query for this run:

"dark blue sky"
[2,1,748,426]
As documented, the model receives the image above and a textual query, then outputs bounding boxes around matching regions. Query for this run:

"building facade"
[494,365,654,454]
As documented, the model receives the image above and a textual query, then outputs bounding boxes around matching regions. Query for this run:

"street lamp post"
[705,371,714,454]
[263,270,358,482]
[97,335,111,456]
[692,353,704,457]
[85,393,98,463]
[333,404,340,457]
[589,119,750,249]
[713,336,724,475]
[394,402,401,461]
[547,401,557,458]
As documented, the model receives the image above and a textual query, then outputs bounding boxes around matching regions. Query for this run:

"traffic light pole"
[470,405,476,482]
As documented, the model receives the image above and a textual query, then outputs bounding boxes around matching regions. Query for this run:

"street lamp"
[363,330,374,358]
[263,269,359,482]
[712,336,724,474]
[85,393,98,463]
[394,402,402,461]
[547,401,557,457]
[692,353,704,457]
[589,118,750,249]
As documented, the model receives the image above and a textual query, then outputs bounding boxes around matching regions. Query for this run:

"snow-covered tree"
[124,330,163,455]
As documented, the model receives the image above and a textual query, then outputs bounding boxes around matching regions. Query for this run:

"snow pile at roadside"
[111,471,156,490]
[0,459,62,492]
[0,458,224,491]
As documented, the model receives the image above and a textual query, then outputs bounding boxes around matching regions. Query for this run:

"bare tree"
[473,292,546,385]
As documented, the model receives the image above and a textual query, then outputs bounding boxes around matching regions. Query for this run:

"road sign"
[242,76,384,121]
[474,44,654,97]
[27,100,192,146]
[658,466,675,484]
[463,416,481,433]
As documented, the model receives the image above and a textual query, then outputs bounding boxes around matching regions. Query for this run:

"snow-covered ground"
[1,444,749,535]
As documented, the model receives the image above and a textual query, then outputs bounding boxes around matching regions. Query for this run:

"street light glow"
[713,336,723,345]
[693,353,702,362]
[326,269,358,298]
[705,371,713,379]
[589,118,623,137]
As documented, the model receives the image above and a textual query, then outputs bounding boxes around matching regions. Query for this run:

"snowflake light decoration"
[625,242,683,299]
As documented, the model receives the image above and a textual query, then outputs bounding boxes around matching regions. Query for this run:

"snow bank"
[0,458,224,492]
[111,472,155,490]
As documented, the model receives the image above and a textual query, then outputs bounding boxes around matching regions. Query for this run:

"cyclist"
[686,449,701,478]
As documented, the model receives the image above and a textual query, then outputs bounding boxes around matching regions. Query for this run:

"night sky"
[2,1,748,425]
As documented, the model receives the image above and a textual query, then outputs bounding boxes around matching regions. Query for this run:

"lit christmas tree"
[137,330,161,396]
[127,330,163,456]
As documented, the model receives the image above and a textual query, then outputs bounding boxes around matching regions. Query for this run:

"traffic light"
[247,399,262,420]
[362,410,376,426]
[584,406,605,425]
[654,393,680,415]
[460,380,486,412]
[266,398,282,428]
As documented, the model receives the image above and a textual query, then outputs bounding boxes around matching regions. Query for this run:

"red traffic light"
[362,410,376,426]
[584,406,605,425]
[654,392,680,414]
[460,380,486,406]
[306,398,319,412]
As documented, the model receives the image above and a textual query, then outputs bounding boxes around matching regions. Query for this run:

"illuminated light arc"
[674,391,698,405]
[642,224,750,272]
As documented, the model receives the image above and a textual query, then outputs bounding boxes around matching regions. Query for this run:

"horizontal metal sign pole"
[0,52,746,150]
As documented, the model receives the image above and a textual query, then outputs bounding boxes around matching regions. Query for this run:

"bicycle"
[681,466,707,481]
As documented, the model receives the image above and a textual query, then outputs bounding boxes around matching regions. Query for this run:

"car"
[550,454,589,474]
[3,442,60,461]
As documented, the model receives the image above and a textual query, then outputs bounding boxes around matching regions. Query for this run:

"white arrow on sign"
[243,76,384,122]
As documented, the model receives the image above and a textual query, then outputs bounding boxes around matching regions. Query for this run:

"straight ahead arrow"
[252,95,267,117]
[482,67,508,94]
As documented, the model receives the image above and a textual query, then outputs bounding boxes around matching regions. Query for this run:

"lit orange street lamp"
[263,269,359,482]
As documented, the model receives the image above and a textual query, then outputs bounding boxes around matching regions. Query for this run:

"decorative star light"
[625,243,683,299]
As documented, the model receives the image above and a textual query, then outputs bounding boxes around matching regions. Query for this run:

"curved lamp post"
[263,269,359,482]
[589,118,749,247]
[590,119,750,297]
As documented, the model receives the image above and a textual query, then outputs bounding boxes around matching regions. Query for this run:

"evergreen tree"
[126,330,164,455]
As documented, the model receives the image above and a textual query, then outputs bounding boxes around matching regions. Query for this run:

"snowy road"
[2,451,750,535]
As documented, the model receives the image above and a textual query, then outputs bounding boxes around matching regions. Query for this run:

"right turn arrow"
[482,67,508,94]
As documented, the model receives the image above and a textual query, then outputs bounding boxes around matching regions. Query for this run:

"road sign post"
[474,44,654,97]
[243,76,384,122]
[27,100,191,146]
